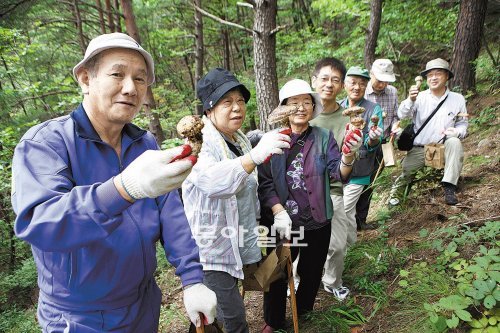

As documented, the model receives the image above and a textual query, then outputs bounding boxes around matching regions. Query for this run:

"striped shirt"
[365,83,399,138]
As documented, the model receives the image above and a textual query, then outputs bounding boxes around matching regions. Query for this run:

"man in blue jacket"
[11,33,216,332]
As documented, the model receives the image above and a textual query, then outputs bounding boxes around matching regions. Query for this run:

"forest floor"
[158,94,500,333]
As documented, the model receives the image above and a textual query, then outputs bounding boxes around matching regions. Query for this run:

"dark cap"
[196,68,251,111]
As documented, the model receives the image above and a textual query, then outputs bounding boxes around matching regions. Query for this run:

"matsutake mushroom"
[415,75,423,90]
[176,115,204,156]
[267,104,298,130]
[342,106,366,130]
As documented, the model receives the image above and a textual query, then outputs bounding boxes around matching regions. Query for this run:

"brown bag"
[242,245,291,292]
[424,143,445,169]
[382,136,396,167]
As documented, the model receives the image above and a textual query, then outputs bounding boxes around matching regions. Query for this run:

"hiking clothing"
[365,83,399,138]
[398,88,468,146]
[309,105,348,196]
[204,271,249,333]
[12,104,202,331]
[321,194,349,289]
[263,224,331,330]
[182,116,261,280]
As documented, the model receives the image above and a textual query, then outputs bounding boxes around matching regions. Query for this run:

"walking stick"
[195,313,205,333]
[287,248,299,333]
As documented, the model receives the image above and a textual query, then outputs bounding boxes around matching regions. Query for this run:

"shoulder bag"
[397,96,448,151]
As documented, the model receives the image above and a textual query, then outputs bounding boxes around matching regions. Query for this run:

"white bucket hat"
[73,33,155,85]
[279,79,323,119]
[371,59,396,82]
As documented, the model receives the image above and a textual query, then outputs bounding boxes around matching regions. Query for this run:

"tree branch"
[13,90,75,106]
[269,24,289,36]
[242,0,255,6]
[192,3,253,35]
[237,1,253,8]
[0,0,34,19]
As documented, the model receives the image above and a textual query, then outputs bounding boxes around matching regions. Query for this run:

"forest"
[0,0,499,332]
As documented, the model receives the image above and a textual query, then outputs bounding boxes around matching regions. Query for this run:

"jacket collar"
[366,83,388,96]
[71,104,146,142]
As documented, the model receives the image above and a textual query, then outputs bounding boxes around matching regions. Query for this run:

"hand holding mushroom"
[176,115,204,156]
[409,75,423,102]
[341,106,365,155]
[368,114,382,142]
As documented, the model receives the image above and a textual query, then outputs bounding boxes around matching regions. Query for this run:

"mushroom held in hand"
[266,104,296,137]
[267,105,298,129]
[342,106,366,130]
[176,115,204,156]
[415,75,423,90]
[370,115,380,130]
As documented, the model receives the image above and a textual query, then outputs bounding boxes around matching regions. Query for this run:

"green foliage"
[0,306,38,333]
[422,226,500,331]
[470,106,499,132]
[0,258,37,310]
[302,299,366,333]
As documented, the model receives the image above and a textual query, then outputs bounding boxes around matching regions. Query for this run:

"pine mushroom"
[176,115,204,156]
[415,75,423,90]
[342,106,366,130]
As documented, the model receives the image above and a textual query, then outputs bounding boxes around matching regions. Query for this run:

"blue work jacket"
[11,104,203,311]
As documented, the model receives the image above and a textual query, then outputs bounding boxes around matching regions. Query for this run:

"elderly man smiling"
[339,66,384,245]
[389,58,468,206]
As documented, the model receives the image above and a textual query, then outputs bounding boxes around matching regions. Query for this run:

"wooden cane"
[287,251,299,333]
[195,313,205,333]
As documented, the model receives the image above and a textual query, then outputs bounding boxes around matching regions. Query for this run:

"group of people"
[11,32,468,333]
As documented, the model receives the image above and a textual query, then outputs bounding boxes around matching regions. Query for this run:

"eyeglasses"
[346,80,367,89]
[317,76,342,85]
[286,101,314,109]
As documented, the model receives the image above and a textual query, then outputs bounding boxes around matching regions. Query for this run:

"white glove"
[368,126,383,141]
[119,145,195,200]
[273,210,292,239]
[249,130,291,165]
[183,283,217,327]
[443,127,459,138]
[391,122,403,138]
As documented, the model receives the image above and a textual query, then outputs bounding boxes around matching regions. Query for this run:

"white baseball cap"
[279,79,323,119]
[371,59,396,82]
[73,33,155,85]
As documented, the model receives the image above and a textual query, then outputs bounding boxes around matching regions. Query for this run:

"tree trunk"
[364,0,382,70]
[449,0,488,93]
[114,0,122,32]
[296,0,314,29]
[72,0,86,55]
[253,0,279,131]
[222,26,231,70]
[120,0,165,145]
[95,0,106,33]
[104,0,115,32]
[194,0,204,116]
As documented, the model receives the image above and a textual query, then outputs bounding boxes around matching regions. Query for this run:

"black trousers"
[355,146,384,224]
[263,223,331,329]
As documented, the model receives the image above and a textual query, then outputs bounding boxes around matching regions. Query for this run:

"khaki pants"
[343,184,365,245]
[321,194,349,289]
[390,137,464,197]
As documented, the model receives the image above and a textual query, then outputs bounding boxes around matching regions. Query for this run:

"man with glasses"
[389,58,468,206]
[353,59,400,231]
[308,58,352,300]
[339,67,383,245]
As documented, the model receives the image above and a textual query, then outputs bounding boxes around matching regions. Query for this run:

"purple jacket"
[258,126,344,227]
[11,104,202,311]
